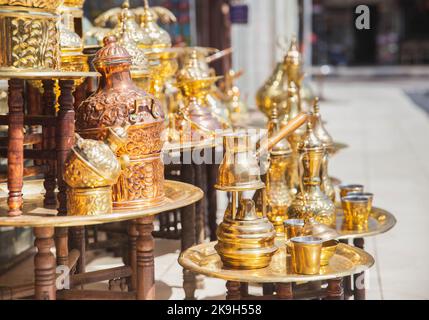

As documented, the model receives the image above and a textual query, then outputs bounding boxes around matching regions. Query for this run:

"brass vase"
[75,36,165,209]
[287,121,336,227]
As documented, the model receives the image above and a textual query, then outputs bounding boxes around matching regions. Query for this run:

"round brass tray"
[179,241,374,283]
[336,206,396,240]
[0,71,99,80]
[0,180,203,228]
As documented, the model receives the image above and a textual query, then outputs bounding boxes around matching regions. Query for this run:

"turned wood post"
[26,82,42,165]
[226,281,241,300]
[277,283,293,300]
[128,220,138,291]
[56,80,75,270]
[7,78,24,216]
[136,216,155,300]
[69,226,85,274]
[180,160,197,300]
[353,238,366,300]
[42,79,57,206]
[34,227,56,300]
[325,278,344,300]
[240,282,249,298]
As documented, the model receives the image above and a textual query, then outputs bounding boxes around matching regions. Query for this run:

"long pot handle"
[256,112,310,158]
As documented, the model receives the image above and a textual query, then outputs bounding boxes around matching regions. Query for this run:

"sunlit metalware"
[311,98,335,202]
[64,128,129,216]
[75,36,165,209]
[341,195,372,231]
[320,239,339,266]
[0,0,61,72]
[339,184,364,199]
[287,121,336,227]
[265,107,293,235]
[284,219,304,243]
[290,236,323,275]
[222,69,248,126]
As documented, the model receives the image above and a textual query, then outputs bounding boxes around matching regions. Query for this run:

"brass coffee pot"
[311,98,335,202]
[287,121,336,227]
[215,113,309,269]
[265,107,294,235]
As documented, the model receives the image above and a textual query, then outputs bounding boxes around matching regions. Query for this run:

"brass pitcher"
[312,99,335,202]
[287,121,336,227]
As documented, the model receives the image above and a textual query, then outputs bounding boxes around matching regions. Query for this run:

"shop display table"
[179,241,374,300]
[0,180,203,300]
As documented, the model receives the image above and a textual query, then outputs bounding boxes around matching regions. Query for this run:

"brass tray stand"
[179,241,375,300]
[0,180,203,300]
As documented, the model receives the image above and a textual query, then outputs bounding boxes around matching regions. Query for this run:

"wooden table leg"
[180,160,197,300]
[226,281,241,300]
[325,278,344,300]
[56,79,75,272]
[240,282,249,298]
[339,239,353,299]
[128,220,138,291]
[353,238,366,300]
[42,79,57,206]
[206,160,219,241]
[34,227,56,300]
[69,226,85,273]
[136,216,155,300]
[277,283,293,300]
[263,283,275,296]
[7,79,24,217]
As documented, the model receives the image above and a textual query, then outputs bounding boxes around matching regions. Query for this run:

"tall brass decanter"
[287,121,336,227]
[265,107,293,235]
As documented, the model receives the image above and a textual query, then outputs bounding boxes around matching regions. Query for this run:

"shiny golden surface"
[215,196,277,269]
[63,0,85,8]
[320,239,339,266]
[290,236,323,275]
[336,206,396,239]
[0,4,60,72]
[76,37,165,209]
[137,0,171,49]
[67,187,113,216]
[288,122,336,226]
[339,184,364,199]
[341,196,372,231]
[0,180,203,227]
[284,219,305,241]
[179,241,374,283]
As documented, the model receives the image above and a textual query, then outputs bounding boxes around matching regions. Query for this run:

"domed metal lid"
[312,98,334,149]
[93,36,132,67]
[138,0,172,49]
[298,119,324,152]
[284,36,301,66]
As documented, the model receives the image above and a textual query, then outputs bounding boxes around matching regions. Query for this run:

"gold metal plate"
[179,241,374,283]
[336,206,396,239]
[0,180,203,227]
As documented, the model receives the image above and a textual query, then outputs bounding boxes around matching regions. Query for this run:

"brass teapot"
[287,121,336,227]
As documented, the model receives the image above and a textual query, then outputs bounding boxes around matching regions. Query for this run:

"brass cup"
[284,219,305,240]
[341,195,372,231]
[320,239,339,266]
[290,236,323,275]
[339,184,364,198]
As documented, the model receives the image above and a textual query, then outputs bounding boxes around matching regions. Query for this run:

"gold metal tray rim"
[179,242,374,283]
[0,180,203,228]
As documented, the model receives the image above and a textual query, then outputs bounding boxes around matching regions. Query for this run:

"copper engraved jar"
[76,36,165,209]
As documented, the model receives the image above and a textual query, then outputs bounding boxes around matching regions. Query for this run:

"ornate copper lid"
[298,120,324,152]
[93,36,132,67]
